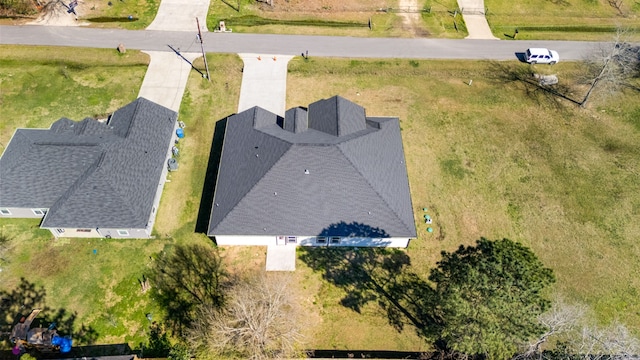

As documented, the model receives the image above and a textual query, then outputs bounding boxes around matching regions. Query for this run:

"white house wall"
[98,228,150,239]
[0,207,45,219]
[215,235,410,248]
[44,227,151,239]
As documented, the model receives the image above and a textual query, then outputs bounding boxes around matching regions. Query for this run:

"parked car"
[525,48,559,64]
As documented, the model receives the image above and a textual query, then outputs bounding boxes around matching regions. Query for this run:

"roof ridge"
[117,98,143,138]
[213,139,293,232]
[335,96,341,137]
[337,140,415,236]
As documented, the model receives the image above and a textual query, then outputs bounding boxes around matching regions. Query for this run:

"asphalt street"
[0,25,602,61]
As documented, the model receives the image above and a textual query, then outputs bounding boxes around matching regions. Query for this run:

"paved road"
[1,25,601,61]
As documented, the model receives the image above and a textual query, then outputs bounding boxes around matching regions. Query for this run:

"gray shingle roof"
[0,97,177,229]
[208,96,416,238]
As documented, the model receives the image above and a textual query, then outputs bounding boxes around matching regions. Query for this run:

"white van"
[525,48,559,64]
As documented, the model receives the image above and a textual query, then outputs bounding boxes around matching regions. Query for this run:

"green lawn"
[1,47,639,353]
[0,47,243,351]
[285,58,640,348]
[79,0,159,30]
[484,0,640,40]
[0,46,148,153]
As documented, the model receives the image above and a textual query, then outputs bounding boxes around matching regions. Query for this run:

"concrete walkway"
[457,0,499,40]
[237,53,294,117]
[266,245,297,271]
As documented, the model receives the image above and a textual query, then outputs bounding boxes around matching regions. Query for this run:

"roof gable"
[307,96,367,137]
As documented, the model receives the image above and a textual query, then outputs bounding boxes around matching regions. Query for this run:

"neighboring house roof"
[208,96,416,238]
[0,97,177,229]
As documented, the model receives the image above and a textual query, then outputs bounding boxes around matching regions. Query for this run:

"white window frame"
[31,209,46,216]
[56,228,65,234]
[0,208,11,215]
[330,236,341,244]
[316,236,327,244]
[117,230,130,236]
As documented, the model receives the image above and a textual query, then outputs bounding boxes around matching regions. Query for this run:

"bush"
[0,0,38,16]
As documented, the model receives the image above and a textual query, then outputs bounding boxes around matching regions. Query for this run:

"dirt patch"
[397,0,422,35]
[27,0,94,26]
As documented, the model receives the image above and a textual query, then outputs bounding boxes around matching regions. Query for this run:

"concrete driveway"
[146,0,210,32]
[138,51,201,112]
[457,0,499,40]
[237,53,294,117]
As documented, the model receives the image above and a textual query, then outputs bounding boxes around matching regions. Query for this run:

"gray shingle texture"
[208,96,416,239]
[0,97,177,229]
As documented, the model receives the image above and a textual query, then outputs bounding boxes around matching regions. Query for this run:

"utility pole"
[168,44,207,78]
[196,17,211,81]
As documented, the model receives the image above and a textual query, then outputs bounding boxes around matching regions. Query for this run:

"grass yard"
[80,0,160,30]
[1,47,639,354]
[484,0,640,40]
[0,46,148,154]
[285,57,640,348]
[207,0,469,38]
[0,48,243,351]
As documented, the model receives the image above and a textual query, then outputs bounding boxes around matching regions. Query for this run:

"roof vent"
[304,169,310,175]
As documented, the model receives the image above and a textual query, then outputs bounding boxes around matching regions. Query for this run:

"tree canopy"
[429,238,555,359]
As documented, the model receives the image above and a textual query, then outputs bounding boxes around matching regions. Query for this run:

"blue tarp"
[52,335,73,353]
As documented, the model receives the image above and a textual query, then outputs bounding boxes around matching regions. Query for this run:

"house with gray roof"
[0,97,178,239]
[208,96,416,247]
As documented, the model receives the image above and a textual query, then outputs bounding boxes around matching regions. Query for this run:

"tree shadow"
[0,278,47,349]
[0,278,98,352]
[138,321,171,358]
[318,221,390,237]
[195,117,227,234]
[486,61,582,108]
[147,243,229,332]
[298,223,441,340]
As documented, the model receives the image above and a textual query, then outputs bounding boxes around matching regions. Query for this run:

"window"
[287,236,297,244]
[77,229,91,233]
[0,208,11,215]
[56,229,65,234]
[330,236,341,244]
[117,230,130,236]
[316,236,327,244]
[32,209,47,216]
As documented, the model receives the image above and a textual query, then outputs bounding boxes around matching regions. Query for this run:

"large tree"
[187,274,304,360]
[580,28,640,107]
[429,238,555,359]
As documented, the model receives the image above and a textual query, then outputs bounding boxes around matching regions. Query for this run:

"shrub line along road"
[0,25,602,60]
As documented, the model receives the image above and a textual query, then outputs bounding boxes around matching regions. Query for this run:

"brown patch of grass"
[28,246,70,278]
